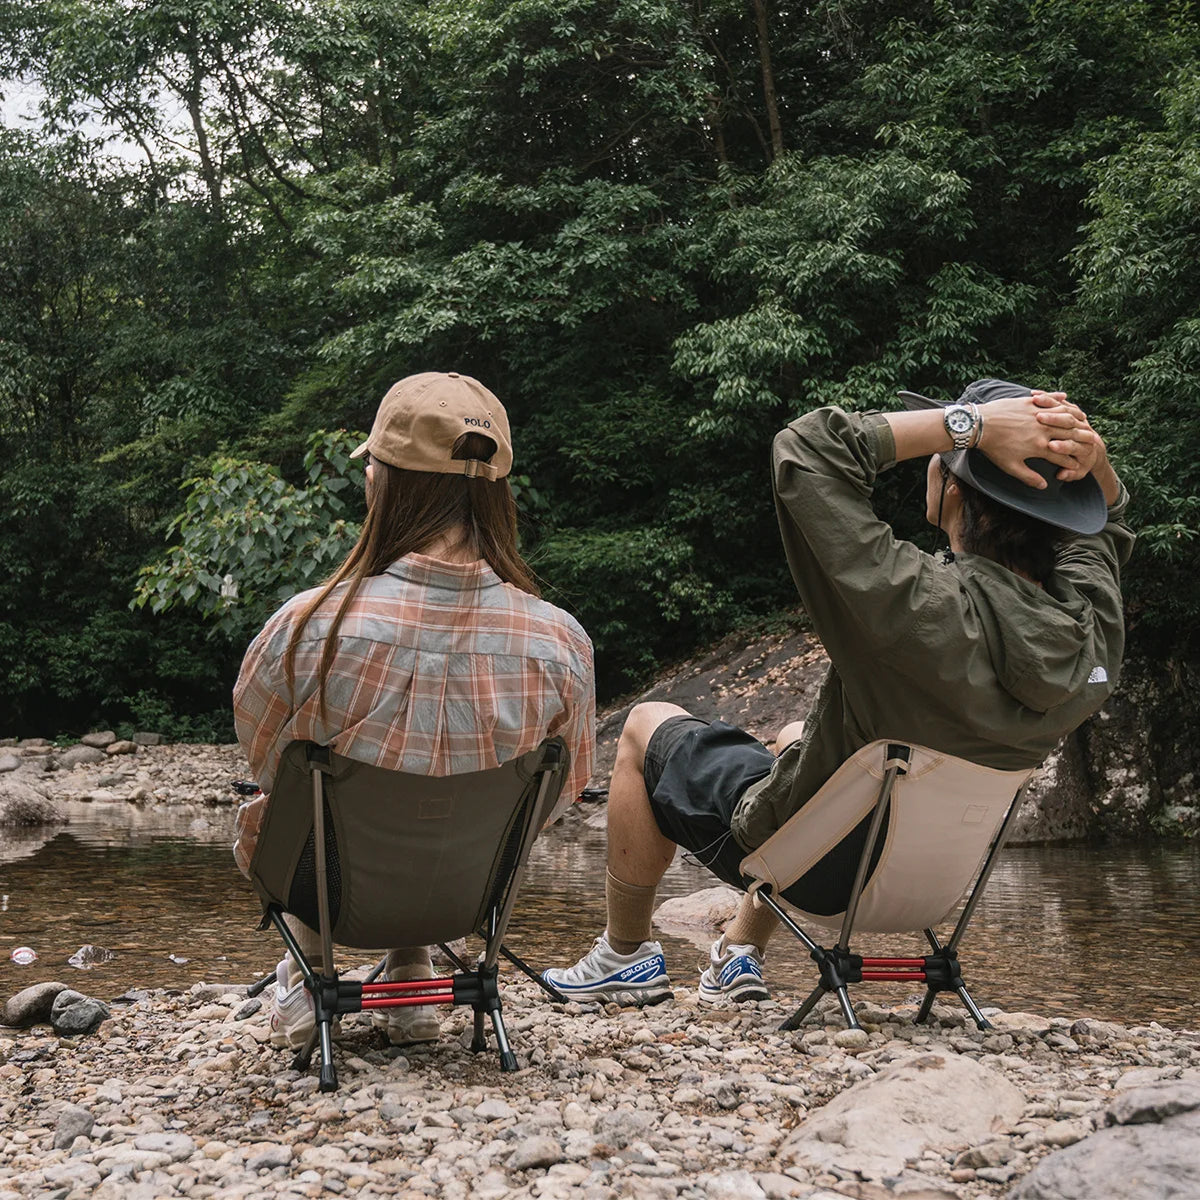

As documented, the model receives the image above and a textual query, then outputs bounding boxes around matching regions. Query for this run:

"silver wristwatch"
[943,403,981,450]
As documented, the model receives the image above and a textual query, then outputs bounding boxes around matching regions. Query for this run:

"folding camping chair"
[739,740,1036,1032]
[244,736,568,1091]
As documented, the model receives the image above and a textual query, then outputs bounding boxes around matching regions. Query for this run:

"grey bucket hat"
[897,378,1108,536]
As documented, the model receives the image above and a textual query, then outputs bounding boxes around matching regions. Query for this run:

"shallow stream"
[2,804,1198,1027]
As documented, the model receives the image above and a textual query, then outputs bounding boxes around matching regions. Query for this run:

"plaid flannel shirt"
[232,553,595,877]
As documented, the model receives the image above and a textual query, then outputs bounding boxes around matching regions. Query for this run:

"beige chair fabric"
[740,740,1035,934]
[248,738,568,951]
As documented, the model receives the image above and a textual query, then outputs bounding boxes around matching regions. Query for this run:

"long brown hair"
[284,433,539,715]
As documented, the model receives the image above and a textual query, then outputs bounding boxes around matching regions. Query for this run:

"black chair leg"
[470,1010,488,1053]
[292,1026,318,1072]
[780,984,828,1031]
[956,983,992,1031]
[915,987,936,1024]
[490,1006,519,1072]
[497,943,567,1002]
[317,1018,338,1092]
[832,983,859,1029]
[247,970,275,998]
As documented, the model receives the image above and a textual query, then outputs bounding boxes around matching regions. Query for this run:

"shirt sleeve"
[771,406,939,665]
[232,794,266,878]
[544,626,597,826]
[232,601,299,798]
[230,604,299,879]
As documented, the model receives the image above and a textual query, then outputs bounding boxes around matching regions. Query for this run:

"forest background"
[2,0,1198,741]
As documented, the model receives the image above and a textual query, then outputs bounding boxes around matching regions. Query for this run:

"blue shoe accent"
[542,936,673,1006]
[699,939,770,1004]
[719,954,763,989]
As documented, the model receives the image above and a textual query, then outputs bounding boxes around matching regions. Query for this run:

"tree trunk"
[751,0,783,160]
[184,37,223,220]
[707,95,729,165]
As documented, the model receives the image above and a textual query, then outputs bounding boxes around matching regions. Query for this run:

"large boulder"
[1007,1083,1200,1199]
[51,995,111,1037]
[3,981,72,1027]
[50,989,87,1019]
[654,886,742,934]
[56,745,106,769]
[778,1050,1025,1178]
[0,777,63,826]
[592,627,828,784]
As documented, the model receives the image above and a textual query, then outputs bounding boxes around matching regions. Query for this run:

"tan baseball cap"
[350,372,513,480]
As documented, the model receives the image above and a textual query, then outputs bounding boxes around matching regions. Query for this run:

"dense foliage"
[1,0,1197,736]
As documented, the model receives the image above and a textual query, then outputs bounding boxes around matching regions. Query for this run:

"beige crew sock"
[725,893,780,955]
[284,915,325,988]
[605,868,659,954]
[385,946,433,978]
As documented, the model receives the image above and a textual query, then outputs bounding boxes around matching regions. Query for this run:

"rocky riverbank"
[5,613,1200,844]
[2,975,1198,1200]
[3,735,1199,1197]
[0,737,248,816]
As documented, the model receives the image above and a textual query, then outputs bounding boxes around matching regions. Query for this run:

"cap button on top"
[447,371,460,379]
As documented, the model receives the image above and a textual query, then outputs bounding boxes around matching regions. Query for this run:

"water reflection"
[1,805,1198,1028]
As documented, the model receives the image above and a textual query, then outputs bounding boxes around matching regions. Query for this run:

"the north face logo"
[1088,665,1108,684]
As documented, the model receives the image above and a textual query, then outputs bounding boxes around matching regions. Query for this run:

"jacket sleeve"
[1047,478,1135,681]
[1054,481,1135,586]
[771,407,941,666]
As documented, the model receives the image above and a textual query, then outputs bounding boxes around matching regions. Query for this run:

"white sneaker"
[268,958,316,1049]
[371,963,441,1046]
[698,935,769,1004]
[542,934,672,1006]
[267,958,342,1049]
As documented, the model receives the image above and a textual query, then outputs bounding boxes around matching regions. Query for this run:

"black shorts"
[643,717,775,891]
[643,716,877,915]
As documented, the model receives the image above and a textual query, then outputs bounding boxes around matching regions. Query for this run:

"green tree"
[1065,71,1200,646]
[133,430,367,639]
[3,0,1200,731]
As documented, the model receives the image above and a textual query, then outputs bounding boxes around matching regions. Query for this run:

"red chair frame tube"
[360,976,456,1009]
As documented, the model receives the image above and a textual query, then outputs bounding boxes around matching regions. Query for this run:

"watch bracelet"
[969,403,983,449]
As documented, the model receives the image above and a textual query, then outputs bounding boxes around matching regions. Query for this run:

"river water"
[2,804,1198,1028]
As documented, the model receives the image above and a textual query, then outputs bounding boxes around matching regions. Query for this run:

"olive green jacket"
[731,407,1134,856]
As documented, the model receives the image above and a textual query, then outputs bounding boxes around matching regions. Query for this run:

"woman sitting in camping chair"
[233,372,595,1050]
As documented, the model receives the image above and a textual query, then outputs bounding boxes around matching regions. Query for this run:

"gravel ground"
[5,738,1199,1198]
[2,974,1198,1200]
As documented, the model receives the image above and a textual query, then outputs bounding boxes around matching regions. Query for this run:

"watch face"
[946,408,973,434]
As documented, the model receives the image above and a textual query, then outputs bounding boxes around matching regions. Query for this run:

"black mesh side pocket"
[482,786,534,915]
[287,798,342,929]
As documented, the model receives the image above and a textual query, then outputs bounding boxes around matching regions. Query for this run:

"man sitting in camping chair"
[546,380,1131,1006]
[233,372,594,1050]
